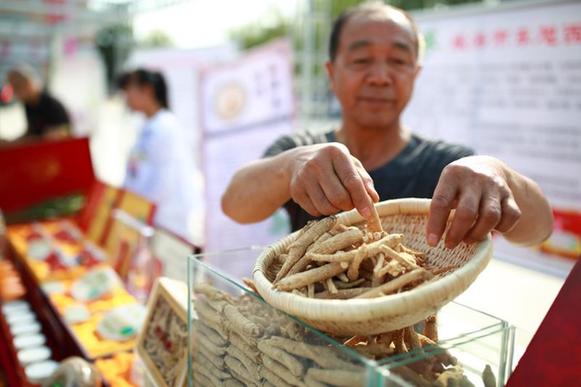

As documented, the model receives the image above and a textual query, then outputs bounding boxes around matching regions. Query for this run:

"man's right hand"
[288,143,379,218]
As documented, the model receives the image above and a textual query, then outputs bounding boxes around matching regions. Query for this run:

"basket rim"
[253,198,493,322]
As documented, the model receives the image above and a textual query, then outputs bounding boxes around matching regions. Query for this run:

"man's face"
[326,11,421,130]
[7,73,34,103]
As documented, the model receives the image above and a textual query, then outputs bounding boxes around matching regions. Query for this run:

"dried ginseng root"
[336,317,484,387]
[274,216,337,283]
[271,216,436,300]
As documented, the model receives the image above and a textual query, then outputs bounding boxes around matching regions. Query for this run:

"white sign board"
[200,40,294,271]
[405,2,581,273]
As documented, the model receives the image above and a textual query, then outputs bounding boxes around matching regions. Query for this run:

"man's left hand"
[426,156,522,248]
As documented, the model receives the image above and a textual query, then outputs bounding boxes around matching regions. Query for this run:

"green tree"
[95,24,134,93]
[229,0,487,52]
[138,30,174,48]
[229,10,290,50]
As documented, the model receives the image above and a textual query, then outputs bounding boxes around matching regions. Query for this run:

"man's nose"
[367,62,393,86]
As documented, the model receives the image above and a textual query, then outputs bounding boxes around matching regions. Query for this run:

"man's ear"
[325,60,335,90]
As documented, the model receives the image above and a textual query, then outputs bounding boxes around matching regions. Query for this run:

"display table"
[456,257,567,364]
[0,252,85,386]
[0,220,144,386]
[6,221,143,360]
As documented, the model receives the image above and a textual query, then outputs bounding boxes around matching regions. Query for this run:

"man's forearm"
[503,166,554,245]
[221,151,293,223]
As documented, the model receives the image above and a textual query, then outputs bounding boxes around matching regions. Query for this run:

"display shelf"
[6,221,144,360]
[4,244,86,361]
[186,248,514,387]
[0,252,84,386]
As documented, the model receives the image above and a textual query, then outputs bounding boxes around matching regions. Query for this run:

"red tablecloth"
[507,258,581,386]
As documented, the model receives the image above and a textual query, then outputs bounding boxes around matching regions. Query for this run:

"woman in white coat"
[118,68,197,242]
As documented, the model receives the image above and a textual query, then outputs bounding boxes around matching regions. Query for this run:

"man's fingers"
[367,185,380,203]
[357,168,380,203]
[464,193,502,243]
[445,188,481,248]
[427,180,458,246]
[319,173,355,211]
[496,195,522,233]
[305,181,341,215]
[299,196,322,217]
[293,145,377,219]
[290,184,321,217]
[332,155,374,219]
[351,156,378,201]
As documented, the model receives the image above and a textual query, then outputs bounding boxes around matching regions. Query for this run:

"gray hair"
[329,1,425,64]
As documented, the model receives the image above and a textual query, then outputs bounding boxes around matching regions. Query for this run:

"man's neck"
[336,120,410,171]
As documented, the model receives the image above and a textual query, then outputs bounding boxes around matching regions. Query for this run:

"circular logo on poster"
[214,82,246,121]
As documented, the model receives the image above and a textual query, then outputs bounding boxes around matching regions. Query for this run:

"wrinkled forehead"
[354,7,415,33]
[342,8,417,51]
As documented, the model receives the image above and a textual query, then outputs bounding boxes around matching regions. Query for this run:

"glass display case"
[377,303,514,386]
[187,247,514,387]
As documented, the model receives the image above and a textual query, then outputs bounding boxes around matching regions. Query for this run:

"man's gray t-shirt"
[264,130,474,232]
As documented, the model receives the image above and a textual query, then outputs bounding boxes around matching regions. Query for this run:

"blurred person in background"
[4,64,71,142]
[222,2,553,249]
[118,68,197,242]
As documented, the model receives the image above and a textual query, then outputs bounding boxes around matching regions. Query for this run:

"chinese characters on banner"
[199,40,294,277]
[405,2,581,274]
[450,23,581,50]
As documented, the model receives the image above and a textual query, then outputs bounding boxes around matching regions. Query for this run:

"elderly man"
[6,65,71,141]
[222,3,553,249]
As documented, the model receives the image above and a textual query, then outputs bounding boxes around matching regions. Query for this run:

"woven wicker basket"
[253,198,493,336]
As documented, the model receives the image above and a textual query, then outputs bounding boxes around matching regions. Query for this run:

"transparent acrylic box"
[377,302,514,386]
[187,247,514,387]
